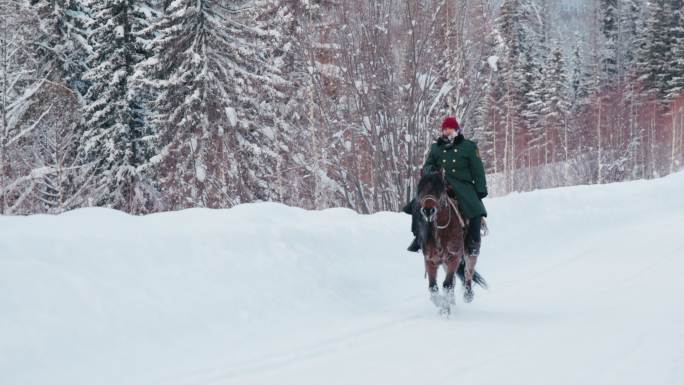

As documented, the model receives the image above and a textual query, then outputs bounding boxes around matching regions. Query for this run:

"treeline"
[1,0,682,215]
[478,0,684,193]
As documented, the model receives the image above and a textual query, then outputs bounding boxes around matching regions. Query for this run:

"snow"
[488,55,499,72]
[225,107,237,128]
[195,162,206,182]
[2,173,684,385]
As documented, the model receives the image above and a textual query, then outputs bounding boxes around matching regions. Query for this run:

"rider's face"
[441,127,455,137]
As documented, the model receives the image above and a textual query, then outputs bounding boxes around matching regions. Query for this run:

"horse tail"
[472,271,488,289]
[456,260,488,289]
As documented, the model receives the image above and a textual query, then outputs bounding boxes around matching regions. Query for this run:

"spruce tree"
[667,0,684,99]
[635,0,671,100]
[600,0,619,82]
[80,0,158,212]
[31,0,90,95]
[542,44,570,163]
[137,0,290,209]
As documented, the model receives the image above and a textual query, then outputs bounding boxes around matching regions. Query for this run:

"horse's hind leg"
[463,254,478,303]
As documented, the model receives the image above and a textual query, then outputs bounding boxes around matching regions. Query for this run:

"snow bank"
[2,173,683,385]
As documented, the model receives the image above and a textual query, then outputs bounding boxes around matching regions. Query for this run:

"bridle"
[420,192,466,230]
[420,193,451,230]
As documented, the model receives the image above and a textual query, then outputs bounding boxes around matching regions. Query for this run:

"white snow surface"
[2,173,684,385]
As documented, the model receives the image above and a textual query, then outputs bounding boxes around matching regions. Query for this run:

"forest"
[1,0,682,214]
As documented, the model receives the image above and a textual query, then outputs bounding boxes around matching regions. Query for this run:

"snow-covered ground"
[2,173,683,385]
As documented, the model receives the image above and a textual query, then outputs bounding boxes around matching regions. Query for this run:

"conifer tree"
[666,0,684,99]
[31,0,91,95]
[635,0,671,100]
[137,0,289,209]
[80,0,158,212]
[542,44,570,165]
[600,0,619,82]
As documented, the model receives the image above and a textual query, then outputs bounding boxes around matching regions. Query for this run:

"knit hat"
[441,116,460,131]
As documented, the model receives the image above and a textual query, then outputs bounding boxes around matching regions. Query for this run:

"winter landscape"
[2,1,684,385]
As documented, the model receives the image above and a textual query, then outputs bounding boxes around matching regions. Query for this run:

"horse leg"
[425,259,439,293]
[442,255,461,305]
[426,258,448,311]
[463,254,478,303]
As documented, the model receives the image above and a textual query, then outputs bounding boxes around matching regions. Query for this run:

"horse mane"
[416,171,445,197]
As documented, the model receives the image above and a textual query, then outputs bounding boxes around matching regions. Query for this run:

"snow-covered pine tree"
[666,0,684,100]
[495,0,543,191]
[494,0,522,193]
[31,0,91,96]
[634,0,681,176]
[635,0,672,101]
[570,36,592,115]
[542,43,570,174]
[137,0,290,209]
[619,0,641,74]
[617,0,644,179]
[80,0,159,213]
[599,0,619,83]
[472,17,501,179]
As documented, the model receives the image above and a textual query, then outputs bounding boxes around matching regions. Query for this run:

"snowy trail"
[2,173,684,385]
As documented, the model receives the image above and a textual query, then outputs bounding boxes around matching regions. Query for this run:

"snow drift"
[2,172,683,385]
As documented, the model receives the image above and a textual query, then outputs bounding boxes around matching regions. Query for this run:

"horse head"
[416,169,447,223]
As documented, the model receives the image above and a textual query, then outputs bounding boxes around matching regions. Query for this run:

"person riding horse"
[405,116,488,257]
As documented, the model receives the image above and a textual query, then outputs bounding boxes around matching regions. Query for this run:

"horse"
[413,170,487,314]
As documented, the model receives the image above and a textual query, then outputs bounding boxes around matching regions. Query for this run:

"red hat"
[441,116,460,131]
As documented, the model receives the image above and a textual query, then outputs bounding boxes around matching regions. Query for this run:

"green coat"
[422,135,488,219]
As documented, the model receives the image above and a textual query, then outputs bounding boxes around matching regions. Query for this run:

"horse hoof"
[444,289,456,305]
[439,305,451,317]
[430,291,441,307]
[463,288,474,303]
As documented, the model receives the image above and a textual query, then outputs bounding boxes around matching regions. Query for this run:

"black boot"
[407,237,420,252]
[466,216,482,257]
[467,240,481,257]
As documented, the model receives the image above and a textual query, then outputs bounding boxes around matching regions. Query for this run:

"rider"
[406,116,488,256]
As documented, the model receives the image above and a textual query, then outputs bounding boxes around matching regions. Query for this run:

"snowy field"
[2,173,683,385]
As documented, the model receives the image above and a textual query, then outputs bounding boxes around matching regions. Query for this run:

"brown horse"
[414,170,487,315]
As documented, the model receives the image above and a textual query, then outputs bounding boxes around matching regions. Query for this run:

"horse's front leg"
[463,253,478,303]
[443,254,461,304]
[425,258,439,293]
